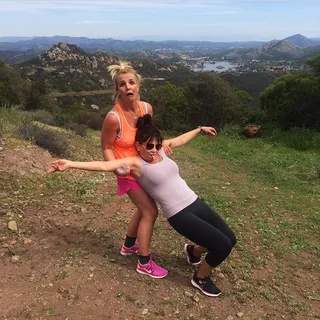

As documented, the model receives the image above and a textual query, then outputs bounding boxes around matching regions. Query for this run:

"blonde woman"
[101,61,168,278]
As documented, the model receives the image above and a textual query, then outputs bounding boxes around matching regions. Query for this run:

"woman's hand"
[162,141,173,156]
[200,126,217,137]
[114,164,131,176]
[47,159,71,174]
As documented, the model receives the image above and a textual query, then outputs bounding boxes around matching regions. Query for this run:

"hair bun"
[137,114,152,130]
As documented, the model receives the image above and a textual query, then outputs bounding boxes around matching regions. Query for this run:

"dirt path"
[0,139,318,320]
[48,90,113,98]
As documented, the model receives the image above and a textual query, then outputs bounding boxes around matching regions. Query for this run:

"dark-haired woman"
[48,115,236,297]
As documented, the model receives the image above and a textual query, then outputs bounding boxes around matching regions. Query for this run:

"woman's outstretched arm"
[47,157,140,174]
[164,126,217,149]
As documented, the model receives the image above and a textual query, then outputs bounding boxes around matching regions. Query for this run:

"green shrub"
[75,111,104,130]
[64,122,88,137]
[18,123,69,156]
[22,109,58,126]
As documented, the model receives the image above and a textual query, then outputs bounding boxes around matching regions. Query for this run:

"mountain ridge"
[0,35,269,51]
[17,42,191,95]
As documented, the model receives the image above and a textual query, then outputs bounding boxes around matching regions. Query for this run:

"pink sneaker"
[136,258,168,279]
[120,243,139,256]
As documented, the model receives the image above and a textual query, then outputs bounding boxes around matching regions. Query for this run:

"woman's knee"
[128,189,158,220]
[229,230,237,247]
[140,206,158,221]
[205,244,233,267]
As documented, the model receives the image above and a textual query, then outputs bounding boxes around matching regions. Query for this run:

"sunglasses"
[145,143,162,151]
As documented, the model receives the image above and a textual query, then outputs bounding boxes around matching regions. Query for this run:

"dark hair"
[136,114,163,145]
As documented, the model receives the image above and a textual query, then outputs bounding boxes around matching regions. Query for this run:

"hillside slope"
[1,112,319,320]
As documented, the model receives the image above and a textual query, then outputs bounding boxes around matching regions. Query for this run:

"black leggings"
[168,197,236,268]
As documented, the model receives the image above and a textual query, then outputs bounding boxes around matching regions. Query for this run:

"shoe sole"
[120,251,137,256]
[191,279,221,297]
[136,268,168,279]
[184,244,201,265]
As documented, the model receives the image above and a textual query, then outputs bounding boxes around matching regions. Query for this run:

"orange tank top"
[110,101,149,180]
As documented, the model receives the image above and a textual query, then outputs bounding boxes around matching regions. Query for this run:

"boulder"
[243,125,261,138]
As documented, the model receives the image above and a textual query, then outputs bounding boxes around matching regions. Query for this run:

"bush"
[85,112,104,130]
[75,111,104,130]
[260,73,320,131]
[64,122,88,137]
[24,109,58,126]
[18,123,69,156]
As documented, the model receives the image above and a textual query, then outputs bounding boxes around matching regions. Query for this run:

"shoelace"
[198,276,210,285]
[142,261,154,273]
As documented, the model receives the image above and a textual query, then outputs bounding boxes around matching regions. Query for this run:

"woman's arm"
[164,126,217,149]
[101,112,131,176]
[47,157,141,175]
[101,113,119,161]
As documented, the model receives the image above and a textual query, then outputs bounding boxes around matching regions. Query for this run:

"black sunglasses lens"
[146,143,153,150]
[146,143,162,150]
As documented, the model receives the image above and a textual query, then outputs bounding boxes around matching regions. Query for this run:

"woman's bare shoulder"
[103,109,119,127]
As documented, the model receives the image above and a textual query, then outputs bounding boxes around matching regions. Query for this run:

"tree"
[260,73,320,130]
[24,81,56,111]
[183,73,250,128]
[306,50,320,76]
[150,82,188,131]
[0,61,29,108]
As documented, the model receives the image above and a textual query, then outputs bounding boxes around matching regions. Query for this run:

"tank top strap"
[136,101,148,116]
[139,101,149,114]
[107,110,121,139]
[112,105,125,139]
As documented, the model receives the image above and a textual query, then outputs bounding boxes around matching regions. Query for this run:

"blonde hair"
[107,60,142,102]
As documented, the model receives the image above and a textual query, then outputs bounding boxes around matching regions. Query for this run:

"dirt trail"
[48,89,113,97]
[0,141,318,320]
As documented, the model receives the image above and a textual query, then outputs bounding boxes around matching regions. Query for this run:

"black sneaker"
[184,244,201,265]
[191,273,221,297]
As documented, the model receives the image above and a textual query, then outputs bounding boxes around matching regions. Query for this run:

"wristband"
[198,126,205,135]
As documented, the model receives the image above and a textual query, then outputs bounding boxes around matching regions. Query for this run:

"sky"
[1,0,320,42]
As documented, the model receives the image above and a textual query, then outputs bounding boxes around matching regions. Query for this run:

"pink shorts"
[117,177,143,196]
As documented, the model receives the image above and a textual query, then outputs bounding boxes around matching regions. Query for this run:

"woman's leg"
[127,188,168,278]
[193,246,207,257]
[193,199,237,249]
[127,188,158,256]
[125,208,142,238]
[168,198,236,273]
[168,206,229,296]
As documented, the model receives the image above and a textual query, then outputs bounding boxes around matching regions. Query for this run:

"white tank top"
[137,151,197,219]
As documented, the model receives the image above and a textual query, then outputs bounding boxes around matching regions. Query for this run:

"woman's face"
[116,72,140,102]
[137,138,162,162]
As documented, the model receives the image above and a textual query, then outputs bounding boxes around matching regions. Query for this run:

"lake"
[192,61,239,72]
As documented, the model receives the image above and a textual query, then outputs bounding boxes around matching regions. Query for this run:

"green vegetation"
[18,122,70,157]
[151,72,251,131]
[221,71,282,109]
[260,73,320,130]
[0,60,29,108]
[2,50,320,138]
[260,51,320,130]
